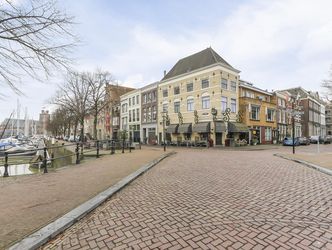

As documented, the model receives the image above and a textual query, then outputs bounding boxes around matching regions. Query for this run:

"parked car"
[310,135,324,144]
[298,137,310,145]
[283,137,300,146]
[322,135,332,144]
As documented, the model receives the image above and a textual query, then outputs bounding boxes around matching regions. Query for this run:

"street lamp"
[291,94,301,154]
[161,111,168,152]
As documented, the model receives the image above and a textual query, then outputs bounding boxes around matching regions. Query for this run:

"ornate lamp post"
[289,94,301,154]
[161,111,169,152]
[211,108,217,147]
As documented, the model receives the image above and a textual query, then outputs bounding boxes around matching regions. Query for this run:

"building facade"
[105,84,134,139]
[141,82,159,144]
[274,91,289,142]
[120,89,141,142]
[326,102,332,135]
[239,80,277,144]
[157,48,243,146]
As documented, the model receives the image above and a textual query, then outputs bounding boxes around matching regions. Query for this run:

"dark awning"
[215,121,226,133]
[166,124,179,133]
[178,123,192,133]
[228,122,249,133]
[192,122,210,133]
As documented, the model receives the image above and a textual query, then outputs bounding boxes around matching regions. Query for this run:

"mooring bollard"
[43,147,48,173]
[3,152,9,177]
[76,143,80,164]
[96,140,100,158]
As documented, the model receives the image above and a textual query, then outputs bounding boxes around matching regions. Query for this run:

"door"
[216,133,222,145]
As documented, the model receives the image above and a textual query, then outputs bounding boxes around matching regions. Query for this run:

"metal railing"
[0,139,140,177]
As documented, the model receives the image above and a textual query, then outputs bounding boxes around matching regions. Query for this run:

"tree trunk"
[93,111,98,140]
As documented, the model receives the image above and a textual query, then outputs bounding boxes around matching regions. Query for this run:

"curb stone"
[274,153,332,176]
[9,151,176,250]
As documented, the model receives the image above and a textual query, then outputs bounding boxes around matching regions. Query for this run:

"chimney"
[163,70,166,77]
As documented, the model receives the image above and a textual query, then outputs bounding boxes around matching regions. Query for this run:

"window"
[244,91,254,98]
[143,108,146,122]
[251,105,260,120]
[136,108,139,122]
[266,109,275,122]
[162,103,168,112]
[152,91,157,101]
[221,78,228,89]
[163,89,168,97]
[174,101,180,113]
[152,106,157,121]
[147,107,151,121]
[231,81,236,91]
[136,95,139,104]
[147,92,151,102]
[143,94,147,104]
[221,96,228,112]
[174,86,180,95]
[265,127,272,141]
[129,110,132,122]
[129,98,131,106]
[132,97,135,106]
[187,98,194,111]
[202,96,210,109]
[231,98,236,113]
[133,109,135,122]
[187,83,193,92]
[121,104,126,113]
[201,79,209,89]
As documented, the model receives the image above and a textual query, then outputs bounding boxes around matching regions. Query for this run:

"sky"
[1,0,332,122]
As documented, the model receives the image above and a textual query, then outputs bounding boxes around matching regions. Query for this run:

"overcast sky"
[1,0,332,122]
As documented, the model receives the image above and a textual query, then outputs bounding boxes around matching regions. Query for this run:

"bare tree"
[53,71,91,141]
[0,0,77,93]
[86,70,113,139]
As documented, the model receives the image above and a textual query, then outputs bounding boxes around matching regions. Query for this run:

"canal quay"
[0,146,166,249]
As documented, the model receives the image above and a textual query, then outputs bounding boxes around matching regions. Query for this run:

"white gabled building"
[120,89,142,142]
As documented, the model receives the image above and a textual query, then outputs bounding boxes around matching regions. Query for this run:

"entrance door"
[216,133,222,145]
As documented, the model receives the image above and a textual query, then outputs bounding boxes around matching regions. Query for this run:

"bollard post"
[43,147,48,173]
[3,152,9,177]
[80,142,84,160]
[96,140,100,158]
[76,143,80,164]
[111,140,115,155]
[139,138,141,150]
[129,137,132,153]
[122,138,125,153]
[51,152,54,168]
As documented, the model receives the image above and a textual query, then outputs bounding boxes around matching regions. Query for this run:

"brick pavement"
[42,149,332,249]
[0,147,165,250]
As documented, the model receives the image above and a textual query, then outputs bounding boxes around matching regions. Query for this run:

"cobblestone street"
[43,149,332,249]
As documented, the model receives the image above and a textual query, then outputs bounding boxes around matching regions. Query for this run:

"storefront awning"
[192,122,210,133]
[178,123,192,133]
[166,124,179,133]
[228,122,249,133]
[215,121,226,133]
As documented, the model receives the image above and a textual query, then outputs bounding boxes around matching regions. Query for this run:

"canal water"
[0,146,75,177]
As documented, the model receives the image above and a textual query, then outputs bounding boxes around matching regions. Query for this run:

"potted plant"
[251,137,258,145]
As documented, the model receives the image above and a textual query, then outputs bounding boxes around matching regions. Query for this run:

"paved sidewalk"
[0,147,166,250]
[43,149,332,249]
[279,152,332,170]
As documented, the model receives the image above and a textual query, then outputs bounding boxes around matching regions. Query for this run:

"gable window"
[174,86,180,95]
[162,89,168,97]
[251,105,260,120]
[221,96,228,112]
[231,81,236,91]
[231,98,236,113]
[202,96,210,109]
[221,78,228,89]
[174,101,180,113]
[201,79,209,89]
[187,98,194,111]
[187,83,193,92]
